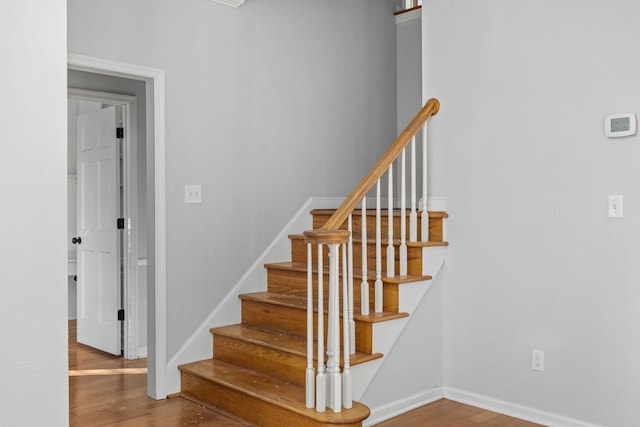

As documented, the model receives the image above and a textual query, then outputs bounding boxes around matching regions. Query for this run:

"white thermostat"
[604,113,637,138]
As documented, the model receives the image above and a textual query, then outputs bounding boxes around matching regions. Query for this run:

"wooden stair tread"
[179,358,370,424]
[180,205,449,422]
[211,324,383,365]
[288,233,448,248]
[265,261,432,284]
[311,209,448,219]
[239,291,410,323]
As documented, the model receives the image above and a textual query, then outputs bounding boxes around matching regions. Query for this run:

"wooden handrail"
[394,5,421,16]
[301,99,440,411]
[319,98,440,234]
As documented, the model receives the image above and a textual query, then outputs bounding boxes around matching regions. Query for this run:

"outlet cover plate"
[185,185,202,204]
[532,349,544,372]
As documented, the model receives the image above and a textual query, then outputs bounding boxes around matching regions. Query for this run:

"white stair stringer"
[350,245,447,401]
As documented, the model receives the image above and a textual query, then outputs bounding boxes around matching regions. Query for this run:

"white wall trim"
[68,53,168,399]
[444,388,603,427]
[364,388,443,426]
[67,87,136,105]
[164,196,345,395]
[209,0,245,8]
[138,346,148,358]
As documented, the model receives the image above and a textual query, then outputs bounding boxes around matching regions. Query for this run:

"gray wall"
[396,10,422,132]
[68,0,400,369]
[424,1,640,425]
[0,1,68,425]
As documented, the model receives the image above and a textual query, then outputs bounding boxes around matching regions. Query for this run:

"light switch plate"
[185,185,202,204]
[608,194,623,218]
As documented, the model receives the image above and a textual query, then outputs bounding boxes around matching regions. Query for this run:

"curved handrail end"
[426,98,440,116]
[303,228,350,245]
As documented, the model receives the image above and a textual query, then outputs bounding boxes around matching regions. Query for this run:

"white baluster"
[306,243,315,408]
[361,197,369,315]
[341,242,352,409]
[316,244,326,412]
[400,149,408,276]
[375,180,383,313]
[421,124,429,242]
[347,215,355,355]
[326,243,342,413]
[387,164,395,278]
[410,136,418,242]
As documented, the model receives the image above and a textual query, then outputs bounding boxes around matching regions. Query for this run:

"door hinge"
[116,127,124,139]
[118,309,125,321]
[117,218,125,229]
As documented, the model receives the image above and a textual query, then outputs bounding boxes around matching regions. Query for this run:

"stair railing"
[303,98,440,413]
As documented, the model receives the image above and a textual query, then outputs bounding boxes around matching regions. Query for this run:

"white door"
[75,106,121,356]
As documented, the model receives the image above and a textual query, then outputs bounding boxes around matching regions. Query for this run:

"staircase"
[179,209,447,426]
[178,99,444,426]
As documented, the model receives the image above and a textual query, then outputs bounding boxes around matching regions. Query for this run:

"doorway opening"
[68,87,143,359]
[67,53,167,399]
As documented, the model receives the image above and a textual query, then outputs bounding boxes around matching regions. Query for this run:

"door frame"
[68,88,139,359]
[68,53,168,399]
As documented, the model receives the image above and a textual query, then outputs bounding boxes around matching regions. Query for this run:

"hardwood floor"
[373,399,542,426]
[69,320,248,426]
[69,320,541,426]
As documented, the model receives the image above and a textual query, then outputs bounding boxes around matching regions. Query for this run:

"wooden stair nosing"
[310,209,448,240]
[240,296,377,354]
[265,261,433,284]
[211,324,383,366]
[180,358,370,426]
[289,232,449,248]
[239,291,410,324]
[310,208,448,219]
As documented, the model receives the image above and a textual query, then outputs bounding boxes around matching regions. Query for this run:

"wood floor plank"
[373,399,542,427]
[68,320,248,427]
[69,320,541,427]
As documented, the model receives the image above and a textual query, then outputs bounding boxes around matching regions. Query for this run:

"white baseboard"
[444,387,602,427]
[138,346,148,358]
[209,0,245,7]
[364,387,444,426]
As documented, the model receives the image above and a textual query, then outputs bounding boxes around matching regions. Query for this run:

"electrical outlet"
[608,194,623,218]
[185,185,202,204]
[532,349,544,372]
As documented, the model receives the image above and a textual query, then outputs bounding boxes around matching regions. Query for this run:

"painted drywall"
[396,9,422,133]
[423,1,640,425]
[0,1,68,425]
[68,0,400,387]
[362,275,443,421]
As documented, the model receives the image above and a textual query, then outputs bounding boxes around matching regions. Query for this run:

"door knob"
[72,237,82,245]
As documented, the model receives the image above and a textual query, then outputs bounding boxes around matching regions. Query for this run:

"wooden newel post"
[304,229,350,412]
